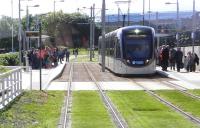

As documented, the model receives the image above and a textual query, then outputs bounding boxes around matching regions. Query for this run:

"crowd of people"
[157,45,199,72]
[25,45,199,72]
[27,46,71,69]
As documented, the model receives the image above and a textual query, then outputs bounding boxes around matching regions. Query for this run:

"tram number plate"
[132,61,144,65]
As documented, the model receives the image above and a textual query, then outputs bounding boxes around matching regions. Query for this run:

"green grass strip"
[72,91,114,128]
[71,55,98,62]
[0,66,10,73]
[0,91,65,128]
[156,90,200,119]
[107,91,200,128]
[189,89,200,97]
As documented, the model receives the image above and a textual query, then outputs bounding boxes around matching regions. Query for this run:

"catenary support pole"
[101,0,106,72]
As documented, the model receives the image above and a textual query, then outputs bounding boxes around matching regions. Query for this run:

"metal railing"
[0,67,23,109]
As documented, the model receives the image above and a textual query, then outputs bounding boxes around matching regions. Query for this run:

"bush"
[0,66,10,73]
[0,52,19,66]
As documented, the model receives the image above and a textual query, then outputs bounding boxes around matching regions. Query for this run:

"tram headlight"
[134,29,140,34]
[127,60,130,63]
[145,59,149,64]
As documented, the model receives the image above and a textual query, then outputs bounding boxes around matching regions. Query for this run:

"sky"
[0,0,199,18]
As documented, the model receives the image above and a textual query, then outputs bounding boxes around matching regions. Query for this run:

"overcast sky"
[0,0,199,18]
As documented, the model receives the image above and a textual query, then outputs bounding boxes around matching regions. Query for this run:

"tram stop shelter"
[155,33,172,47]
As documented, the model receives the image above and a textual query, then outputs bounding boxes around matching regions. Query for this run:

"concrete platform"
[22,62,66,90]
[100,82,143,90]
[43,65,200,91]
[156,67,200,90]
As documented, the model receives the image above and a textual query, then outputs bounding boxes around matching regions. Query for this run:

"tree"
[0,16,19,51]
[36,11,97,48]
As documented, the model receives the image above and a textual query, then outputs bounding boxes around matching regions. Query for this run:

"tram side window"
[110,36,115,57]
[106,38,109,56]
[115,39,121,58]
[108,37,112,56]
[98,39,101,54]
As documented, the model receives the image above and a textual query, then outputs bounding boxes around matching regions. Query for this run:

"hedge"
[0,52,19,66]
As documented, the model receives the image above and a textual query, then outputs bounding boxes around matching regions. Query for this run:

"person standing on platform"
[175,48,183,72]
[186,51,194,72]
[74,48,78,59]
[65,49,70,62]
[169,48,176,70]
[192,53,199,72]
[161,45,169,71]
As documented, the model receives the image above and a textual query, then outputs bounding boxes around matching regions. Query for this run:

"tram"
[98,25,156,75]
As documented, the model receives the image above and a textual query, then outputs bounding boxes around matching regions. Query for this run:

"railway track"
[128,78,200,125]
[91,63,200,125]
[83,63,129,128]
[57,63,200,127]
[155,79,200,100]
[58,63,73,128]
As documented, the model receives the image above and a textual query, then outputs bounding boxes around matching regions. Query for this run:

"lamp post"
[90,6,93,61]
[18,0,32,66]
[142,0,145,25]
[83,5,102,61]
[54,0,64,19]
[192,0,196,53]
[148,0,150,26]
[115,0,131,26]
[156,12,159,33]
[165,0,180,47]
[26,4,39,50]
[101,0,105,72]
[11,0,14,52]
[18,0,22,66]
[82,6,94,61]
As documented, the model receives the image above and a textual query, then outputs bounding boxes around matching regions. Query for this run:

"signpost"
[25,30,42,90]
[26,31,39,37]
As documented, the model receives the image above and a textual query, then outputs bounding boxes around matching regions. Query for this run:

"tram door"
[114,38,122,73]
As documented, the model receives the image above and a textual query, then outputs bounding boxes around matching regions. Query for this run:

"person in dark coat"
[169,48,176,70]
[65,49,70,62]
[161,45,169,71]
[192,53,199,72]
[175,48,183,72]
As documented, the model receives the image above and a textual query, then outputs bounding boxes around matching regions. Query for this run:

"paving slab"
[100,82,143,90]
[22,62,66,90]
[156,67,200,89]
[137,81,173,90]
[72,82,97,90]
[48,82,68,90]
[168,80,200,89]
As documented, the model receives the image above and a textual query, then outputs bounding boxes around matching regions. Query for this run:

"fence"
[0,67,23,109]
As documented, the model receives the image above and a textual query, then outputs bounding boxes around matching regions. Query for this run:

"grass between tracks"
[156,90,200,119]
[71,54,98,62]
[0,91,65,128]
[69,49,98,62]
[107,91,200,128]
[189,89,200,97]
[71,91,114,128]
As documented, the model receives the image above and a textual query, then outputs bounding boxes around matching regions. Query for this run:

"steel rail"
[156,80,200,100]
[83,63,128,128]
[62,63,73,128]
[129,78,200,125]
[93,63,200,125]
[163,81,188,90]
